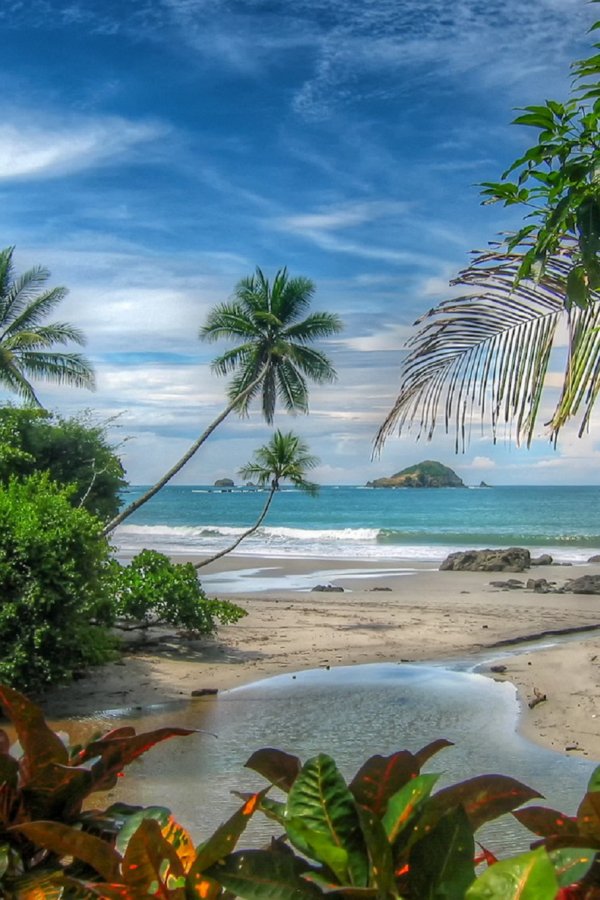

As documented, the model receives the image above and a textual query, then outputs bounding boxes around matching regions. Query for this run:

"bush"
[109,549,246,633]
[0,406,126,521]
[0,473,116,691]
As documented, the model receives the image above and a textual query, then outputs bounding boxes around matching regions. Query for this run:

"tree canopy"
[0,246,94,406]
[0,407,127,521]
[378,15,600,452]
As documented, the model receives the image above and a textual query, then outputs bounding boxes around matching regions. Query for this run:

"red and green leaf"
[349,751,418,816]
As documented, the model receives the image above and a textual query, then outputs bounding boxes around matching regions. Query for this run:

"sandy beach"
[42,554,600,762]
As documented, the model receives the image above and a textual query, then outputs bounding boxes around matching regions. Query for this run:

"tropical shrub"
[2,682,599,899]
[108,549,247,632]
[0,473,116,691]
[0,684,196,897]
[0,407,127,522]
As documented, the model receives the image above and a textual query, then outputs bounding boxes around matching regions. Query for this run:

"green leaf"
[355,804,395,895]
[409,806,475,900]
[206,849,323,899]
[465,847,558,899]
[245,748,301,792]
[12,820,121,882]
[381,773,440,844]
[588,765,600,793]
[566,265,589,309]
[349,751,419,815]
[114,805,173,856]
[549,846,596,888]
[285,754,368,887]
[192,790,267,873]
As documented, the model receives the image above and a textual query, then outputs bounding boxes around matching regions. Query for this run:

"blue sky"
[2,0,600,486]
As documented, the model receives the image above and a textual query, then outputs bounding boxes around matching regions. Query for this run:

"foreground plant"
[2,682,600,898]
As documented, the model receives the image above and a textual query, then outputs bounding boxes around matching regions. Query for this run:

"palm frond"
[200,302,262,342]
[1,290,71,339]
[275,359,309,415]
[284,312,343,343]
[375,245,600,452]
[1,269,56,328]
[17,352,96,390]
[285,343,339,383]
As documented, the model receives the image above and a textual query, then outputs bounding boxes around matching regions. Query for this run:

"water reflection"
[60,663,595,856]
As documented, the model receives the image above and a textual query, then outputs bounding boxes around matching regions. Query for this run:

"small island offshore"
[367,459,465,488]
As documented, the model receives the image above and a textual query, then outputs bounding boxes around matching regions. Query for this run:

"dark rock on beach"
[563,574,600,595]
[312,584,344,592]
[440,547,531,572]
[531,554,553,566]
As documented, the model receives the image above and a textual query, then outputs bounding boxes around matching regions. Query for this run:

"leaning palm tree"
[375,240,600,454]
[195,430,319,570]
[104,267,341,534]
[0,247,94,405]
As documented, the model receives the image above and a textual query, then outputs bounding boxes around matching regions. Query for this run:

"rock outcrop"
[440,547,531,572]
[214,478,234,487]
[563,574,600,595]
[367,460,464,488]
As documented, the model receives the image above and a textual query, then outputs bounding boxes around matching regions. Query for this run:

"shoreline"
[43,554,600,761]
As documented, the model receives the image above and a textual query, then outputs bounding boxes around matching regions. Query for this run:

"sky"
[2,0,600,486]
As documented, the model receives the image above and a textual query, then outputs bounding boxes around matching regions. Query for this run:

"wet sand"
[42,554,600,761]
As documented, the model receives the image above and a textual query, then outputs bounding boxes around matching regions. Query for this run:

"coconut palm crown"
[201,266,341,423]
[375,241,600,453]
[0,247,94,406]
[104,267,340,534]
[195,430,319,570]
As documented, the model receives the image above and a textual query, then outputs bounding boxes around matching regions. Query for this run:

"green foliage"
[478,18,600,307]
[0,684,196,896]
[0,246,94,406]
[109,549,246,633]
[239,430,320,495]
[202,267,342,424]
[0,688,599,899]
[0,473,117,691]
[0,406,127,521]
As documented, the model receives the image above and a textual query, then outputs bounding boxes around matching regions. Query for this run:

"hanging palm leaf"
[375,242,600,453]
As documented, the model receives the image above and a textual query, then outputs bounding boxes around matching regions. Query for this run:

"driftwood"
[528,687,547,709]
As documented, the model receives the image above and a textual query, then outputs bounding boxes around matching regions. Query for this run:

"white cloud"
[342,324,413,353]
[278,200,409,232]
[0,115,165,180]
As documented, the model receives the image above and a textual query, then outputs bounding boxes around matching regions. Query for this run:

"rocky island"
[367,460,465,488]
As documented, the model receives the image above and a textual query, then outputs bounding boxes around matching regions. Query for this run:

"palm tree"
[375,241,600,453]
[104,267,341,535]
[0,247,94,405]
[195,430,319,569]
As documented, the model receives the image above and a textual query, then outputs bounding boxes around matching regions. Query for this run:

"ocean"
[113,483,600,566]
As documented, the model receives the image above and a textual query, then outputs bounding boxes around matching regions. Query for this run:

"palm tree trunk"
[193,484,276,570]
[103,372,265,536]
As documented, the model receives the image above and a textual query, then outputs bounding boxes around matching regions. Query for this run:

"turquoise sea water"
[114,484,600,564]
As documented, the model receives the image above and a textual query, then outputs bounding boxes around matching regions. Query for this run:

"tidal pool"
[63,662,595,856]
